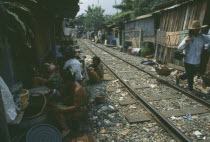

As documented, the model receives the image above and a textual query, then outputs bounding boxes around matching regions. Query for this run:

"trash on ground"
[116,89,121,93]
[100,129,106,134]
[150,84,157,88]
[193,131,204,138]
[115,123,122,127]
[112,80,119,83]
[122,129,130,135]
[184,114,194,121]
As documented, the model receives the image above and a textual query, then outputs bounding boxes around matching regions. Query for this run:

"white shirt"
[63,58,83,81]
[178,34,210,65]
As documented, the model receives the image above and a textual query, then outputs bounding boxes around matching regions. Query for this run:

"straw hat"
[188,20,208,30]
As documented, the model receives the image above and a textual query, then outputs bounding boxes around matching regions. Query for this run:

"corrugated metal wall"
[124,17,155,48]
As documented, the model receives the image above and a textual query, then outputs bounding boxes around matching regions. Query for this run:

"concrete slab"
[103,74,115,81]
[162,107,209,118]
[125,113,151,123]
[119,99,136,106]
[132,85,150,89]
[118,71,139,73]
[106,88,116,92]
[123,76,143,79]
[144,95,180,101]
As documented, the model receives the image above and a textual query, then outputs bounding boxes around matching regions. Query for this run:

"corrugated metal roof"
[124,0,191,24]
[161,1,189,11]
[135,14,153,20]
[126,14,153,23]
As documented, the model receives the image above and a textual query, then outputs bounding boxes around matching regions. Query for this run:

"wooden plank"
[162,107,209,118]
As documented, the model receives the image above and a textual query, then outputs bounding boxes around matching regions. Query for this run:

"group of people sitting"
[32,39,104,137]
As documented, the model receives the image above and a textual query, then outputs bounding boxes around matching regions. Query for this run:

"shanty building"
[123,14,156,49]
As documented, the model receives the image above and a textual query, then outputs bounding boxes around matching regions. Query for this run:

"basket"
[155,66,173,76]
[20,89,29,103]
[15,89,29,110]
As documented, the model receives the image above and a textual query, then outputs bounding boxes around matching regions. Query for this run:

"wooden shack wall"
[155,0,208,70]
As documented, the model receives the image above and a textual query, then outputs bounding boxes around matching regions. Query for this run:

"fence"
[155,30,188,70]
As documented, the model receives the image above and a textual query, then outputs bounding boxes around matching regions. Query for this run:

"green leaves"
[110,0,170,24]
[0,0,36,49]
[5,9,27,34]
[84,5,106,32]
[28,0,37,3]
[3,2,30,13]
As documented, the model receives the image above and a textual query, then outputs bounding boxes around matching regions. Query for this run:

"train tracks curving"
[79,39,210,142]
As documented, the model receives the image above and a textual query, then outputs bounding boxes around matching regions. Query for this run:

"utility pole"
[115,0,118,14]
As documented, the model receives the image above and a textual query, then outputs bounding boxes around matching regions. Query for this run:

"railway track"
[79,39,210,141]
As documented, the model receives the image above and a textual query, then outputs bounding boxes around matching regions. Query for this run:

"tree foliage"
[110,0,171,23]
[84,5,105,32]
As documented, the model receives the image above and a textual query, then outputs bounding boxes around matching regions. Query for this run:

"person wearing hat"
[177,20,210,92]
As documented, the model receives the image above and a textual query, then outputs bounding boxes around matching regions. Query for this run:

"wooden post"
[139,28,142,48]
[0,89,11,142]
[122,30,124,45]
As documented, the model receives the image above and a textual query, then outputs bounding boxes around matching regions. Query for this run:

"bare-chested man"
[52,67,87,137]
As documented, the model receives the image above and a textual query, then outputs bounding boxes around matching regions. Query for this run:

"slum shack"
[123,14,156,48]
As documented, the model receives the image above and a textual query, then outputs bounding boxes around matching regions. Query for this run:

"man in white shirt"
[63,48,83,82]
[178,20,210,91]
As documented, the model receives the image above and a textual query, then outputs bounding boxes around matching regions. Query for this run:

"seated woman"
[87,56,104,83]
[33,63,61,89]
[51,67,88,137]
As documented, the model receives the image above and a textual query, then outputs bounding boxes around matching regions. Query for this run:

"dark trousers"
[180,63,199,91]
[200,49,210,75]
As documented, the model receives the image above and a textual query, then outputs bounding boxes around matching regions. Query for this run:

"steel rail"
[80,40,192,142]
[87,40,210,109]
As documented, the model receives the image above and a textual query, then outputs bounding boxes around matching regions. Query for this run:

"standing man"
[178,20,210,92]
